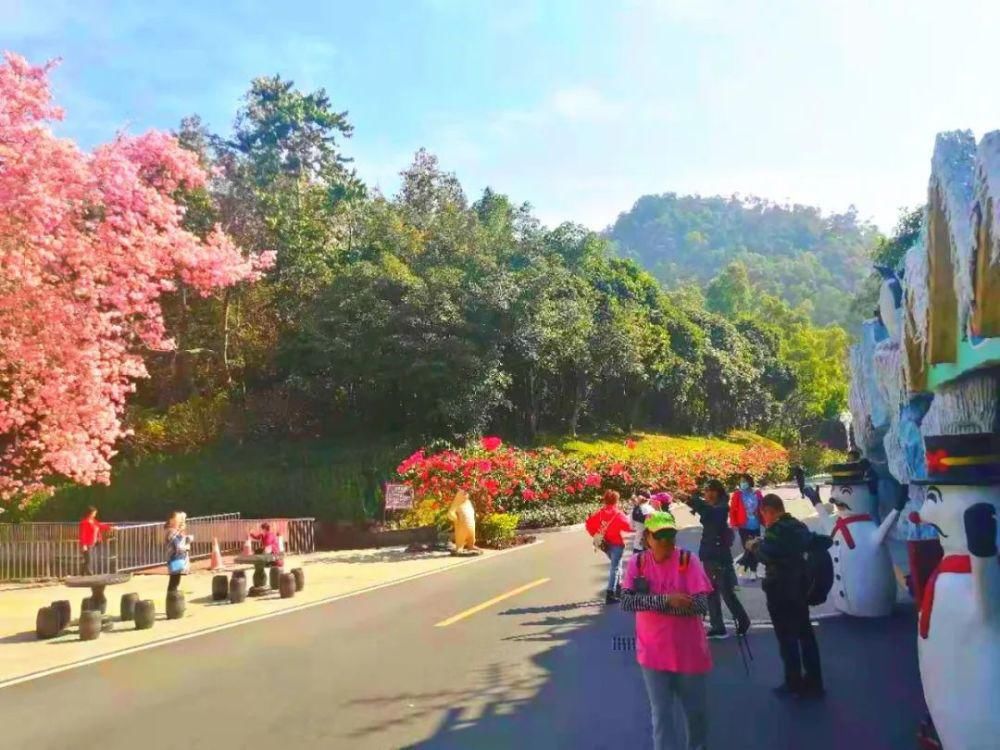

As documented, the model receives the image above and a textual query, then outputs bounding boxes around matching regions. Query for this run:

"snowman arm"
[813,503,834,534]
[874,509,900,547]
[965,504,1000,625]
[971,556,1000,625]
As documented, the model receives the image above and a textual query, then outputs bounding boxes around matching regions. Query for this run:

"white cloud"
[549,86,622,121]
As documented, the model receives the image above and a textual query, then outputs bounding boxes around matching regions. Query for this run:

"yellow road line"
[434,577,550,627]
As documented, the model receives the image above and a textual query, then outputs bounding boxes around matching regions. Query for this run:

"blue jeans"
[640,668,708,750]
[604,544,624,592]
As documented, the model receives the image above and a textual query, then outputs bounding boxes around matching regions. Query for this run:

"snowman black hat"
[826,459,873,486]
[914,433,1000,486]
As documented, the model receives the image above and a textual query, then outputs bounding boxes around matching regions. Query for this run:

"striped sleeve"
[621,591,708,617]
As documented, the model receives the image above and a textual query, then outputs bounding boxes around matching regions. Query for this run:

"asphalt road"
[0,526,927,750]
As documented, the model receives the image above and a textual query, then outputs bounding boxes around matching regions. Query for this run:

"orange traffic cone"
[209,537,224,571]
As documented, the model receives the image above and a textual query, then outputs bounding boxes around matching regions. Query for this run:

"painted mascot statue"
[796,461,903,617]
[447,489,481,556]
[911,433,1000,750]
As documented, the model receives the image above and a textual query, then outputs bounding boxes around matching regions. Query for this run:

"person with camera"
[165,511,193,594]
[621,511,713,750]
[585,490,632,604]
[746,493,828,699]
[685,479,751,639]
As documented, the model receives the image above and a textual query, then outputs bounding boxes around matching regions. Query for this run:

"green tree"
[705,261,753,317]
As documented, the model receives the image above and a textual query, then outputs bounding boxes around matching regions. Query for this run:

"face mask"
[739,481,750,491]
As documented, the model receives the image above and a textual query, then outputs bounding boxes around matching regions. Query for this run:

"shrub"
[787,442,846,477]
[395,432,790,514]
[127,393,230,456]
[399,497,451,533]
[478,513,520,547]
[516,504,594,529]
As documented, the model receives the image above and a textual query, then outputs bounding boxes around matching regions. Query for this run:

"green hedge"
[515,504,594,530]
[31,437,410,523]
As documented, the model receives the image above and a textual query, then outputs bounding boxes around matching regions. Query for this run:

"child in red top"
[586,490,632,604]
[249,523,284,567]
[78,506,113,575]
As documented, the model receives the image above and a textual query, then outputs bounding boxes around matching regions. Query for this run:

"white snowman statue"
[796,461,903,617]
[912,432,1000,750]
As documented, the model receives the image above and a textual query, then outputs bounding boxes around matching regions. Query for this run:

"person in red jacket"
[78,506,113,575]
[586,490,632,604]
[728,474,764,578]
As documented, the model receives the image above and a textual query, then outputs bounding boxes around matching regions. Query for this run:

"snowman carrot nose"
[908,512,921,525]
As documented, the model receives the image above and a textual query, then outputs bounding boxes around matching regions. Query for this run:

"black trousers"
[737,528,760,570]
[706,561,750,631]
[766,594,823,690]
[81,547,93,576]
[167,573,182,593]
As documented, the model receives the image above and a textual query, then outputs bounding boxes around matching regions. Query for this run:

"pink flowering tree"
[0,53,272,505]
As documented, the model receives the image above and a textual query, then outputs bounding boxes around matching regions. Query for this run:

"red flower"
[522,489,536,501]
[926,449,949,474]
[481,477,500,495]
[625,439,637,450]
[476,459,493,473]
[565,484,576,495]
[609,463,625,477]
[585,473,601,487]
[481,436,503,452]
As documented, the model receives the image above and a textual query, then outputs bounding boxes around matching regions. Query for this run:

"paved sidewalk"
[0,545,520,686]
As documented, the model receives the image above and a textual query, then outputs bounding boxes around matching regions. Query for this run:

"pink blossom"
[584,473,602,487]
[0,53,265,503]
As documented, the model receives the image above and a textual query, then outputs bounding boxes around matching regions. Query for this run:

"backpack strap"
[678,549,691,570]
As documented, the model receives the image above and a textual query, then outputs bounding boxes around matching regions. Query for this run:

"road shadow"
[0,629,38,644]
[402,595,927,749]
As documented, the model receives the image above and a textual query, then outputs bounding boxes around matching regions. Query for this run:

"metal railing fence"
[0,514,315,580]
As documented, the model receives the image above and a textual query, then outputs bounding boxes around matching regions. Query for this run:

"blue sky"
[4,0,1000,232]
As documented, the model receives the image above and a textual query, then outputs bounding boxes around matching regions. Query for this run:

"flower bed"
[396,434,789,521]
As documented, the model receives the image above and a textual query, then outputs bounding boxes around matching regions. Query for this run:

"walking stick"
[734,616,754,676]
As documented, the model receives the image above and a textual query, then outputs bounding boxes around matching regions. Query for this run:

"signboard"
[384,483,414,510]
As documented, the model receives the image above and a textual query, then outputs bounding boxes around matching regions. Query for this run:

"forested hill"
[607,194,879,327]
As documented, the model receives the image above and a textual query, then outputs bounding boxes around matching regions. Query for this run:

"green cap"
[644,511,677,534]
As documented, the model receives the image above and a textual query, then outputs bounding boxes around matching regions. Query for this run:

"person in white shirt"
[631,493,656,552]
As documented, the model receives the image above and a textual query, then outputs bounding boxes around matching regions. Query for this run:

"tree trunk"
[170,285,194,403]
[526,367,539,441]
[569,372,590,437]
[220,289,233,387]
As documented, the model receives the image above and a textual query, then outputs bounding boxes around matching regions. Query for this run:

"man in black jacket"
[686,479,750,639]
[748,493,828,698]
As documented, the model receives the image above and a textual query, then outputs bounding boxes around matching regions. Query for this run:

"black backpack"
[804,533,834,606]
[631,504,647,524]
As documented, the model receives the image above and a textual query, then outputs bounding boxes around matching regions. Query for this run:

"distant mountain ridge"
[607,193,878,328]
